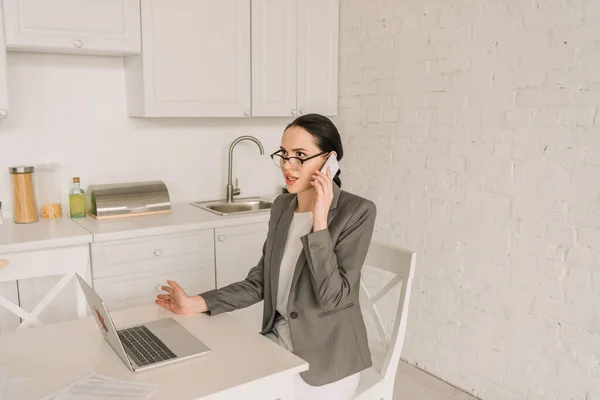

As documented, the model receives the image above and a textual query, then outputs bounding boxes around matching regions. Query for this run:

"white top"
[0,304,308,400]
[276,211,313,320]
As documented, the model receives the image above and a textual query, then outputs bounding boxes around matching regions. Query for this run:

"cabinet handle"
[0,260,9,270]
[156,285,163,293]
[218,235,226,242]
[244,110,251,117]
[300,109,306,115]
[291,110,297,116]
[154,249,163,256]
[0,109,7,118]
[74,40,83,48]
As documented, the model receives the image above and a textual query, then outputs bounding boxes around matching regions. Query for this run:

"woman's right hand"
[155,280,209,315]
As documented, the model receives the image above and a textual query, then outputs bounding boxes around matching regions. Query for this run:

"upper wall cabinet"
[251,0,297,118]
[0,4,8,119]
[2,0,141,55]
[252,0,339,117]
[297,0,339,117]
[125,0,251,118]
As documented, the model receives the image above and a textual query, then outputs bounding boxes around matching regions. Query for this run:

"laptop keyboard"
[118,325,177,367]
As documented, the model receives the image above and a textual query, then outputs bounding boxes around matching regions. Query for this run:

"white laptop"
[76,274,211,372]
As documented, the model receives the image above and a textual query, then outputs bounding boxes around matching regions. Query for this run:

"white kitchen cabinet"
[251,0,339,117]
[0,282,19,334]
[297,0,339,116]
[215,222,268,332]
[0,4,9,119]
[2,0,141,55]
[125,0,251,117]
[91,230,216,311]
[251,0,297,117]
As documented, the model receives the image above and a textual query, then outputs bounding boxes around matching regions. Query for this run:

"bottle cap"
[73,177,80,183]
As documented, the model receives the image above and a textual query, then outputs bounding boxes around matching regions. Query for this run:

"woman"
[156,114,377,400]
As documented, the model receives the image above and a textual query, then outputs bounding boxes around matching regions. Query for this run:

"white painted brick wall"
[339,0,600,399]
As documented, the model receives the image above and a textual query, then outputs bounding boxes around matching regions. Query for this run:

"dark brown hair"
[286,114,343,187]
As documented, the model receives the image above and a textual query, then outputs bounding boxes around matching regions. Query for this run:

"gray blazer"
[200,183,376,386]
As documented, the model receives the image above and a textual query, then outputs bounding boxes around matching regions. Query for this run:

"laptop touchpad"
[146,318,179,330]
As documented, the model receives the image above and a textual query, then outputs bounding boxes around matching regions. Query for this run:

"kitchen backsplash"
[0,52,288,217]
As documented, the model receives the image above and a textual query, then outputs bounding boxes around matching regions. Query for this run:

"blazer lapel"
[270,195,297,311]
[289,183,342,293]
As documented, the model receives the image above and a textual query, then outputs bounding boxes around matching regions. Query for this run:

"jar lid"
[9,166,34,174]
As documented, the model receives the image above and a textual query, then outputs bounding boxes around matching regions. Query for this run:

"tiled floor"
[394,361,478,400]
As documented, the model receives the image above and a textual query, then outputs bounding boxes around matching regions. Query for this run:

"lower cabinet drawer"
[93,266,215,312]
[91,230,214,279]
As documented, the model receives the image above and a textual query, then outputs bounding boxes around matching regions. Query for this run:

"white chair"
[353,242,417,400]
[0,246,90,331]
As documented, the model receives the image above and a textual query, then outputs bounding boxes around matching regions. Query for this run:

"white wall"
[0,52,287,217]
[339,0,600,399]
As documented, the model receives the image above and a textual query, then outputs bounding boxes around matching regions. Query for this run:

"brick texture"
[339,0,600,399]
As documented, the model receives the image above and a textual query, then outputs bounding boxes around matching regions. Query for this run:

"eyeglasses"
[270,150,328,171]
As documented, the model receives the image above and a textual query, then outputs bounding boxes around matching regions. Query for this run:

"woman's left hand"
[311,167,334,231]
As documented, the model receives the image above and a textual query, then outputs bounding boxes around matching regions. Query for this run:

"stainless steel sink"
[191,197,272,216]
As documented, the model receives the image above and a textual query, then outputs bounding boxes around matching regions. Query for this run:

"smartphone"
[321,153,340,178]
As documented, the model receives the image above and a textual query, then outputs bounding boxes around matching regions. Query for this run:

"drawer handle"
[74,39,83,48]
[218,235,226,242]
[0,260,9,270]
[156,285,163,293]
[154,249,163,256]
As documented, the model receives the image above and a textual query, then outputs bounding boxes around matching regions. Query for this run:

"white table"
[0,304,308,399]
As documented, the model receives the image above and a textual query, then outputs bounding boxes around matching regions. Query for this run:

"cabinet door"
[2,0,141,55]
[215,223,268,332]
[126,0,251,117]
[0,281,19,334]
[0,4,8,119]
[297,0,339,116]
[251,0,297,117]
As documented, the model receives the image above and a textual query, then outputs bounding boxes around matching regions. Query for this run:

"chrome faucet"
[227,135,265,203]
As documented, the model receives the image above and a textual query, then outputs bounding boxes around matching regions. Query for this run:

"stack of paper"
[0,365,32,400]
[41,372,156,400]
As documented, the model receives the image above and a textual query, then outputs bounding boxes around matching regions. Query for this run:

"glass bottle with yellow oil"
[69,177,86,218]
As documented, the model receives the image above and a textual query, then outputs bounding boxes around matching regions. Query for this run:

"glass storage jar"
[37,163,63,219]
[9,165,39,224]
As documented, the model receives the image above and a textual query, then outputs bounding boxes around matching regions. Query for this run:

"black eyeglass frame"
[269,150,329,168]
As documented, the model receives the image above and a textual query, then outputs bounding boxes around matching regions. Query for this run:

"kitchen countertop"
[71,202,272,242]
[0,201,274,253]
[0,217,93,254]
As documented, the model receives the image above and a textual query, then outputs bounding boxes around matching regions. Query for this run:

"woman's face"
[278,126,330,194]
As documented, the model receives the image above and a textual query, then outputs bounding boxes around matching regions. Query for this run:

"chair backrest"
[0,247,90,331]
[359,241,416,382]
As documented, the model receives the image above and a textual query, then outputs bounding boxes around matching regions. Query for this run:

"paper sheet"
[49,372,155,400]
[5,377,32,400]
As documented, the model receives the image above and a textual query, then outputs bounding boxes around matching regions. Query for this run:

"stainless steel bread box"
[86,181,171,220]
